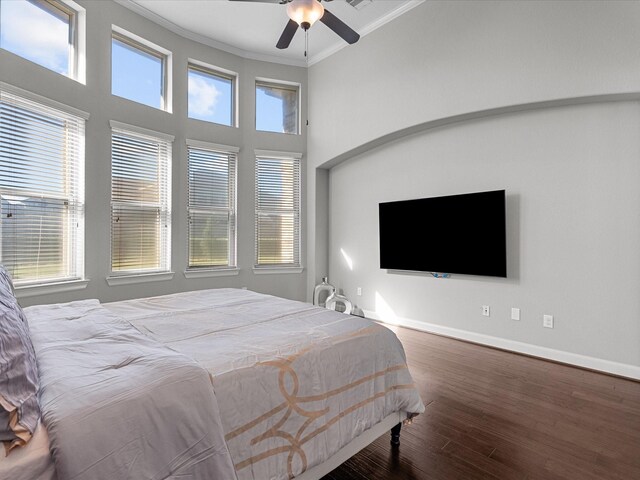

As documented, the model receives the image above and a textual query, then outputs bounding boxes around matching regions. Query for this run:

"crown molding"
[114,0,307,67]
[308,0,425,66]
[114,0,425,68]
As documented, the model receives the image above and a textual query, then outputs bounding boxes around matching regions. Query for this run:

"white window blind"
[187,144,237,269]
[0,88,85,285]
[255,154,301,267]
[111,125,171,275]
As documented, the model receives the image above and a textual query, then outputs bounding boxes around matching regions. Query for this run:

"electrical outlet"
[543,314,554,328]
[511,308,520,321]
[356,287,362,296]
[482,305,490,317]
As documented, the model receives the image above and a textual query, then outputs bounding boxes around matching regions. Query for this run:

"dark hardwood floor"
[322,325,640,480]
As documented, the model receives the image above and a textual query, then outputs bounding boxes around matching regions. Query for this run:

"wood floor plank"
[321,325,640,480]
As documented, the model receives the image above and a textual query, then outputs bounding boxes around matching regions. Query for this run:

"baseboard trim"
[363,310,640,381]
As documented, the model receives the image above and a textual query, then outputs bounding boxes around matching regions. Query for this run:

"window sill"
[106,271,174,286]
[252,267,304,275]
[15,279,89,299]
[184,268,240,279]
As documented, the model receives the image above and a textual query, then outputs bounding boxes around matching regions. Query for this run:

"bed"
[1,284,425,480]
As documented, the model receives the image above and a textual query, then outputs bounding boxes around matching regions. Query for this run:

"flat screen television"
[379,189,507,277]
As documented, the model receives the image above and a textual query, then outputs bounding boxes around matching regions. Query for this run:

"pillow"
[0,266,40,452]
[0,265,15,297]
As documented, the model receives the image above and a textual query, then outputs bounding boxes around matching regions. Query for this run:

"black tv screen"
[379,190,507,277]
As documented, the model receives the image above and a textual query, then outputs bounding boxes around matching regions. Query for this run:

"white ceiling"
[117,0,424,67]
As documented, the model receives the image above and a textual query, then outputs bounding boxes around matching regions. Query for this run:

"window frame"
[186,139,239,274]
[255,78,301,135]
[0,82,88,292]
[0,0,86,83]
[254,149,303,272]
[111,26,172,112]
[108,120,173,281]
[188,60,238,128]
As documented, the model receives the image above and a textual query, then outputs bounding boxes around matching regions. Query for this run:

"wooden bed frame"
[295,411,404,480]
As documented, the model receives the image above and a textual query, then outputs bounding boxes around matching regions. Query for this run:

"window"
[255,80,299,134]
[110,121,172,276]
[188,63,236,127]
[111,28,170,111]
[187,141,238,270]
[255,151,301,268]
[0,0,85,81]
[0,86,86,286]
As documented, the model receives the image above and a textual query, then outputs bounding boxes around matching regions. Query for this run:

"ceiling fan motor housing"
[287,0,325,28]
[232,0,358,50]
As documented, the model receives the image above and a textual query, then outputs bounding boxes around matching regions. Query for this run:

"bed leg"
[390,422,401,447]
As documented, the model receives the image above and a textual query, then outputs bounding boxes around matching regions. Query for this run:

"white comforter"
[104,288,425,480]
[25,299,237,480]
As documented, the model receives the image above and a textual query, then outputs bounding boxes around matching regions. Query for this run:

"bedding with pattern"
[104,288,425,480]
[1,280,424,480]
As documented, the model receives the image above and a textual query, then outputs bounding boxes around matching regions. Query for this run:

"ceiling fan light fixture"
[287,0,324,30]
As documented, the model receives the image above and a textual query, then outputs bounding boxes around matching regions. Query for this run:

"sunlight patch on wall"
[340,248,353,271]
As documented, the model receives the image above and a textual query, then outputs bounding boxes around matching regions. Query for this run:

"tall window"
[255,152,301,268]
[110,122,172,275]
[111,28,170,111]
[0,0,85,82]
[187,141,238,270]
[255,80,299,134]
[0,86,86,285]
[188,63,236,127]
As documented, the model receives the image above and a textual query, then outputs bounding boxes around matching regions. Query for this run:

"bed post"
[390,423,401,446]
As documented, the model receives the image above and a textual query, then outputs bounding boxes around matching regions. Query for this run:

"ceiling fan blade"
[320,8,360,44]
[276,19,299,49]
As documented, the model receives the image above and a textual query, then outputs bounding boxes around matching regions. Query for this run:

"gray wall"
[307,0,640,373]
[0,0,308,306]
[329,101,640,368]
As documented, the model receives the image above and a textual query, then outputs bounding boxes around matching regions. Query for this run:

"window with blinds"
[187,142,237,269]
[255,153,301,268]
[110,124,171,275]
[0,88,85,285]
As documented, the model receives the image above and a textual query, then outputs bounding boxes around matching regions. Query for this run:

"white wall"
[308,0,640,166]
[0,0,308,306]
[307,0,640,375]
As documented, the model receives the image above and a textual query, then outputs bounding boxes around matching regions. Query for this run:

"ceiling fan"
[229,0,360,49]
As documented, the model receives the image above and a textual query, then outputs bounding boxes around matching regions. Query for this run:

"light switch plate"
[511,308,520,321]
[543,314,554,328]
